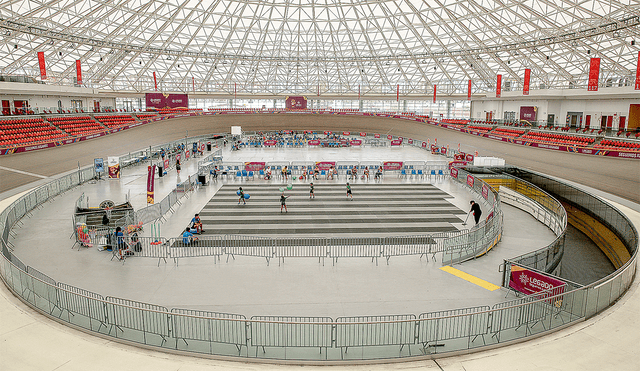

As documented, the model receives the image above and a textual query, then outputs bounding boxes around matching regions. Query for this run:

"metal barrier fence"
[0,129,638,361]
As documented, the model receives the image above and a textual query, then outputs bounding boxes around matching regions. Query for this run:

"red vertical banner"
[75,60,82,85]
[523,69,531,95]
[635,51,640,90]
[588,58,601,91]
[433,84,437,103]
[358,84,360,100]
[496,74,502,98]
[234,82,237,100]
[317,83,320,96]
[192,76,195,92]
[467,79,472,100]
[153,72,157,91]
[397,84,399,102]
[146,165,156,204]
[37,52,46,80]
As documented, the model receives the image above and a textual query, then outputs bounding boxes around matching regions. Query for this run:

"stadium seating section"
[594,139,640,152]
[521,131,595,146]
[48,116,106,136]
[0,118,68,147]
[468,125,493,132]
[492,128,525,137]
[94,115,136,128]
[441,119,470,125]
[136,114,158,119]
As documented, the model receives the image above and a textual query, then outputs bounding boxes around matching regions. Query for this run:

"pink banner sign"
[176,153,181,162]
[431,145,440,154]
[387,134,393,140]
[523,68,531,95]
[315,161,336,170]
[37,52,46,80]
[465,154,474,162]
[285,96,307,109]
[383,161,403,170]
[482,184,489,200]
[263,140,277,146]
[308,140,320,146]
[349,140,362,146]
[185,150,190,159]
[496,74,502,98]
[324,131,332,135]
[374,133,381,138]
[343,131,351,136]
[390,139,402,146]
[163,159,169,170]
[422,142,427,148]
[466,174,474,187]
[245,162,266,171]
[146,165,156,204]
[454,153,465,161]
[636,51,640,90]
[145,93,189,109]
[359,132,367,137]
[450,167,459,179]
[441,147,447,155]
[509,264,566,300]
[448,161,467,169]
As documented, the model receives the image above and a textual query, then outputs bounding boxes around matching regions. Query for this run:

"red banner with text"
[75,60,82,85]
[153,72,157,91]
[588,58,600,91]
[496,74,502,98]
[433,84,437,103]
[523,69,531,95]
[37,52,46,80]
[508,264,566,302]
[635,51,640,90]
[467,80,472,100]
[285,96,307,110]
[146,165,156,204]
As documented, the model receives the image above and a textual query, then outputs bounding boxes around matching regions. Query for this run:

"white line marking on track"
[0,166,49,179]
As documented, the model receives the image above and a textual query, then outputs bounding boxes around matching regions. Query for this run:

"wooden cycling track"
[0,114,638,203]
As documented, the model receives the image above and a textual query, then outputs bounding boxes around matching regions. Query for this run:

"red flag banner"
[508,264,566,301]
[146,165,156,204]
[496,74,502,98]
[153,72,157,91]
[523,69,531,95]
[635,51,640,90]
[588,58,600,91]
[433,84,437,103]
[37,52,46,80]
[396,84,399,102]
[75,60,82,85]
[467,80,471,100]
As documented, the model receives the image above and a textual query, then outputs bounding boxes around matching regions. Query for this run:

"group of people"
[182,213,204,245]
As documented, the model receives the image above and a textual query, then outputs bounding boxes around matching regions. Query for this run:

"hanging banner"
[153,72,158,91]
[75,60,82,85]
[107,157,120,179]
[467,80,472,100]
[37,52,46,80]
[523,69,531,95]
[496,74,502,98]
[383,161,403,171]
[508,264,566,302]
[635,51,640,90]
[244,162,266,171]
[163,158,170,170]
[145,93,189,109]
[396,84,399,102]
[315,161,336,170]
[192,76,195,92]
[146,165,156,204]
[285,96,307,109]
[433,84,437,103]
[588,58,600,91]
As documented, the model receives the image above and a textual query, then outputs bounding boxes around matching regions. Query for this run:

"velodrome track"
[0,114,639,203]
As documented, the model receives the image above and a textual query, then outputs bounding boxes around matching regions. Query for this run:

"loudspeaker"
[207,143,212,151]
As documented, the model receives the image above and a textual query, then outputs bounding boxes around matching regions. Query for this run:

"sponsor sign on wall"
[245,162,266,171]
[382,161,403,171]
[145,93,189,109]
[520,106,537,121]
[508,264,566,302]
[466,174,474,187]
[315,161,336,170]
[285,96,307,109]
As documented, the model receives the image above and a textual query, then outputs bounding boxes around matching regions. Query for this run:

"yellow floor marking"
[440,266,501,291]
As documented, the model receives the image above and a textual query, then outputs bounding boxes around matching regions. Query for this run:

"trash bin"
[207,143,212,151]
[198,174,206,185]
[158,166,163,177]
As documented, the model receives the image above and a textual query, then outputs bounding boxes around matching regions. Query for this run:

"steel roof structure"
[0,0,639,97]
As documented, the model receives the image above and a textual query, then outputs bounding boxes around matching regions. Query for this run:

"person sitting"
[375,167,383,180]
[363,167,370,180]
[265,167,272,180]
[351,167,357,180]
[182,227,197,245]
[191,213,204,234]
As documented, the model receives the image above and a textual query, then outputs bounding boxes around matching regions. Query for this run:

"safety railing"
[1,128,637,361]
[442,167,503,265]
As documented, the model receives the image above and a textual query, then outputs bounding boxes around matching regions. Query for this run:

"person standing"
[238,187,246,205]
[176,159,181,175]
[309,183,315,199]
[346,182,353,200]
[470,200,482,225]
[280,193,290,213]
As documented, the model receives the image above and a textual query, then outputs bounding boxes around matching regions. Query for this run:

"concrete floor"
[1,116,639,370]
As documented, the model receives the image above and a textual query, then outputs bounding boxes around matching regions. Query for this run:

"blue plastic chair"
[400,169,407,178]
[248,171,254,179]
[438,169,445,178]
[236,171,242,178]
[242,170,248,178]
[417,169,423,177]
